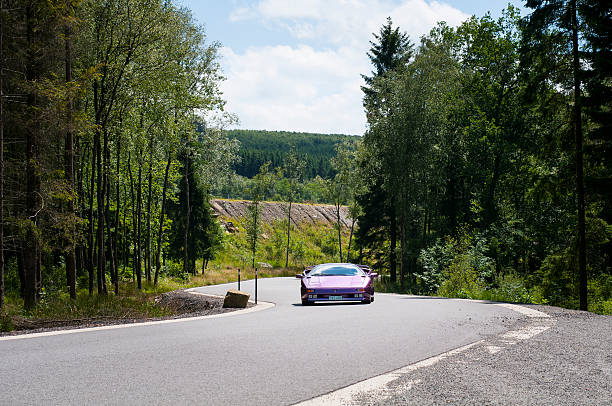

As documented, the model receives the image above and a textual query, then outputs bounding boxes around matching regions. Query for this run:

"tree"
[280,147,304,268]
[521,0,597,310]
[359,17,413,281]
[330,140,362,263]
[245,162,274,269]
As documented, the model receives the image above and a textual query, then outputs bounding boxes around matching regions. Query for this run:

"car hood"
[304,275,368,288]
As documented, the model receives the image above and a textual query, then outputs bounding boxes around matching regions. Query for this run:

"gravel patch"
[359,305,611,406]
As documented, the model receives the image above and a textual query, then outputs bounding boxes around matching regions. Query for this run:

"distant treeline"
[225,130,359,179]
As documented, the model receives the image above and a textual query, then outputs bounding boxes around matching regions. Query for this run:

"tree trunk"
[336,202,342,262]
[251,202,258,269]
[23,5,41,308]
[448,172,457,235]
[63,24,76,300]
[572,0,587,310]
[146,147,153,282]
[399,214,406,289]
[346,217,356,263]
[136,157,143,289]
[95,126,105,295]
[113,136,121,295]
[285,201,292,268]
[154,154,171,285]
[484,153,501,227]
[183,153,191,275]
[24,131,40,309]
[104,166,115,293]
[87,141,95,295]
[76,140,86,278]
[389,201,397,283]
[0,0,4,309]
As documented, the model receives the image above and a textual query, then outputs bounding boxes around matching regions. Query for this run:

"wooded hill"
[225,129,359,179]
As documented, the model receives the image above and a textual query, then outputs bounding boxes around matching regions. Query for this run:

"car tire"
[362,298,371,304]
[371,296,374,302]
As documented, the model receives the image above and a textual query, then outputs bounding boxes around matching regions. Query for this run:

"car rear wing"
[356,264,372,274]
[302,264,373,275]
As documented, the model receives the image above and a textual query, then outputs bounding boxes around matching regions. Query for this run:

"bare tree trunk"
[87,141,95,295]
[95,126,105,295]
[346,217,356,263]
[572,0,587,310]
[389,201,397,283]
[0,0,4,309]
[113,136,121,295]
[336,202,342,262]
[64,25,76,299]
[76,140,87,278]
[154,154,171,285]
[285,201,292,268]
[251,202,258,269]
[399,214,406,288]
[136,156,143,289]
[24,133,40,309]
[146,147,153,283]
[183,153,191,275]
[104,167,115,293]
[23,5,41,308]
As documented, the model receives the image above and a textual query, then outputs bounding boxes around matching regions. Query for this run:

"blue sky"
[178,0,530,135]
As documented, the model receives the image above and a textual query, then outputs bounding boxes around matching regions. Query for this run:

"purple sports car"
[296,263,378,305]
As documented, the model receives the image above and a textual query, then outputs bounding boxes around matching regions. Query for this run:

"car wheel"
[371,296,374,302]
[362,298,371,304]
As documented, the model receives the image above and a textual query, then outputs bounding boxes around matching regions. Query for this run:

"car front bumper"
[301,289,372,302]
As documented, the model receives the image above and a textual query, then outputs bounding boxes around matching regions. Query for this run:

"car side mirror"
[295,274,303,279]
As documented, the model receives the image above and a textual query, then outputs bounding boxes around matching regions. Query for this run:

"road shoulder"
[295,304,612,406]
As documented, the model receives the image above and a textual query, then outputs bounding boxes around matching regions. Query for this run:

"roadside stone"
[223,290,250,308]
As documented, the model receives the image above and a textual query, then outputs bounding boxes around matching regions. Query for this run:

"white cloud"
[222,0,470,134]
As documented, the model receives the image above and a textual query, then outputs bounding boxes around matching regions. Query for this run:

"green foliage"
[211,217,349,271]
[355,6,612,314]
[226,129,358,179]
[438,254,485,300]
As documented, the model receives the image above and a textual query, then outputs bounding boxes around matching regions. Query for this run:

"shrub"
[438,254,484,299]
[482,273,535,303]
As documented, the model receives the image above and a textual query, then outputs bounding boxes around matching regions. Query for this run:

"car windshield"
[309,265,364,276]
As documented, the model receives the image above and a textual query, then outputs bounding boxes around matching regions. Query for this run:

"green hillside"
[226,129,359,179]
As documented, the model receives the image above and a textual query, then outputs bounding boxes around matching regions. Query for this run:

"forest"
[353,4,611,313]
[0,0,239,313]
[0,0,610,322]
[226,129,357,179]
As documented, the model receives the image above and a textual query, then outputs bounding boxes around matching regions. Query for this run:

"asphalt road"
[0,277,523,405]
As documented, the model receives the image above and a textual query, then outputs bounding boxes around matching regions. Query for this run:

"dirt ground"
[210,199,352,228]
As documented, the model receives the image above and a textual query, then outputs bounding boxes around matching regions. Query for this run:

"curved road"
[0,277,523,405]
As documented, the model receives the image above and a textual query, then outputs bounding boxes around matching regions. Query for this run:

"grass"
[0,266,300,333]
[211,218,349,270]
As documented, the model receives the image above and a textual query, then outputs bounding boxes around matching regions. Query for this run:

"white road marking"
[495,303,550,318]
[486,345,502,354]
[294,341,483,406]
[293,302,555,406]
[0,292,274,342]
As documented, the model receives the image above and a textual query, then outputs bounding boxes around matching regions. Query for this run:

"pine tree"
[359,17,413,282]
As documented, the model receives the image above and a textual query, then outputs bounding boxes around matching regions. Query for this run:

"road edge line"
[0,292,274,342]
[292,301,553,406]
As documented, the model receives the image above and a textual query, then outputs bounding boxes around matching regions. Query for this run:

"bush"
[438,254,484,299]
[481,273,535,303]
[0,310,14,332]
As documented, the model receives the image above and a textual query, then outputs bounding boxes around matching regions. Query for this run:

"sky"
[178,0,530,135]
